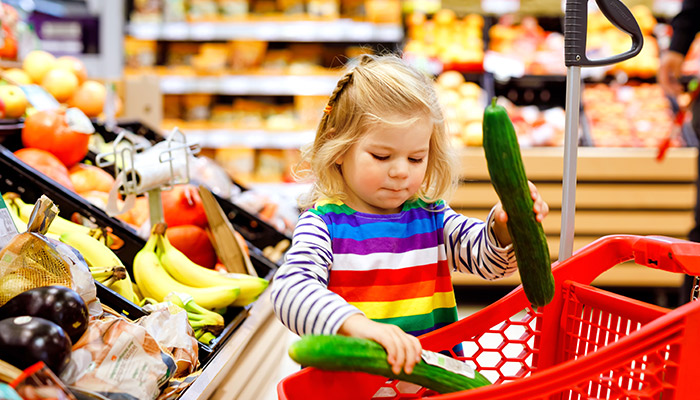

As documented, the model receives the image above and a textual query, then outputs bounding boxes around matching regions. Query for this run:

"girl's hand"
[493,181,549,246]
[338,314,422,375]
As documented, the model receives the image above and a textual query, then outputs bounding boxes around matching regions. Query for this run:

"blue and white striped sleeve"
[269,211,362,336]
[443,205,517,280]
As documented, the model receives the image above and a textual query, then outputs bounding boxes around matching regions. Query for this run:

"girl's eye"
[409,158,424,163]
[372,154,389,161]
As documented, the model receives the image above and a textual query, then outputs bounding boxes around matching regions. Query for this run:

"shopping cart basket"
[278,234,700,399]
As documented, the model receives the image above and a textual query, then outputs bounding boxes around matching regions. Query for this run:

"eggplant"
[0,316,72,374]
[0,285,88,343]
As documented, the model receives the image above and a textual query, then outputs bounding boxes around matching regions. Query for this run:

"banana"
[166,293,225,335]
[166,293,225,325]
[199,331,216,346]
[158,233,269,306]
[90,265,127,284]
[133,232,240,310]
[3,193,113,246]
[59,231,139,304]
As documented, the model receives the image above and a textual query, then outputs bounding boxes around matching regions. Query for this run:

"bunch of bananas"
[164,293,223,346]
[90,265,127,287]
[59,231,140,304]
[134,223,269,344]
[4,193,114,246]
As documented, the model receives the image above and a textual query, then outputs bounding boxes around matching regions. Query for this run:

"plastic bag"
[60,314,176,400]
[0,196,73,306]
[188,155,241,201]
[0,196,101,316]
[10,361,77,400]
[47,237,102,318]
[138,303,199,378]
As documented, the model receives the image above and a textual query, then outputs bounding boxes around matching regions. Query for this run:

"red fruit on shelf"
[21,109,90,167]
[166,224,217,269]
[13,147,75,191]
[161,184,208,228]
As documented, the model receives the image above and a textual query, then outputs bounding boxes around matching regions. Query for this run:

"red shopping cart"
[277,234,700,400]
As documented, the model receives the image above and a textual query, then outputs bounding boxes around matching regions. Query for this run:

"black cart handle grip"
[565,0,643,67]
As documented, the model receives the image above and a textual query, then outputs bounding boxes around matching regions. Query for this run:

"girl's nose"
[389,159,409,178]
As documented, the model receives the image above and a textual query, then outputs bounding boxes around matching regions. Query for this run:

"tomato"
[21,109,90,167]
[14,147,75,191]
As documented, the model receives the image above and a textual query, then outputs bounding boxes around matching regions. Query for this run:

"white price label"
[421,350,476,379]
[481,0,519,14]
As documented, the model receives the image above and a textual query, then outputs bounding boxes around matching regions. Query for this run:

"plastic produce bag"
[10,361,77,400]
[0,196,73,306]
[188,154,241,201]
[138,303,199,378]
[61,314,176,400]
[0,196,100,316]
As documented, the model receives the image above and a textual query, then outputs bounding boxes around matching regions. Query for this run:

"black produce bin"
[89,120,292,251]
[0,140,279,366]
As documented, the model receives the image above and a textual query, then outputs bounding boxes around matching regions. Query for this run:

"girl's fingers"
[402,335,422,374]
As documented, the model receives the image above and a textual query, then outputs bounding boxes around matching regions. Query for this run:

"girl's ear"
[335,153,344,165]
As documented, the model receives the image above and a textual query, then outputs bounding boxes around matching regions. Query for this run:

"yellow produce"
[158,232,268,307]
[134,230,240,310]
[59,231,139,304]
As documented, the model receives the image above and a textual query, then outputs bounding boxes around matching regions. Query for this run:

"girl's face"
[335,113,432,214]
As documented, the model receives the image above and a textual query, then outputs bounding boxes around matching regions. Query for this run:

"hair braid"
[319,70,353,132]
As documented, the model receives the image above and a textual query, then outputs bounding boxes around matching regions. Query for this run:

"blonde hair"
[296,53,458,209]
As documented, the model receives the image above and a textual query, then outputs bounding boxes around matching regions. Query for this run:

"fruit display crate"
[89,119,292,251]
[0,138,279,368]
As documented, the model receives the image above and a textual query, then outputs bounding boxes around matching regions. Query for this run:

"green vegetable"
[288,335,491,394]
[482,97,555,307]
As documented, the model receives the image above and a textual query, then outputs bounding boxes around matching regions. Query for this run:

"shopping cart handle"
[564,0,643,67]
[632,236,700,275]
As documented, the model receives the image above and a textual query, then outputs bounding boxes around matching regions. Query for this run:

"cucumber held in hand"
[482,97,554,307]
[289,335,491,394]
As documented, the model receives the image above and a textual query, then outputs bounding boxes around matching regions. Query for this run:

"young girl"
[270,54,549,376]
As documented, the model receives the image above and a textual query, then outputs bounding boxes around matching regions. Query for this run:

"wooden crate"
[451,147,697,288]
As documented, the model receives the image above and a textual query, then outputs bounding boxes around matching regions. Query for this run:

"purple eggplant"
[0,285,88,343]
[0,316,72,374]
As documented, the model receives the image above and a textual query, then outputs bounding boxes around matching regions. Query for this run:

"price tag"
[421,350,476,379]
[652,0,682,17]
[481,0,519,14]
[197,77,220,93]
[220,76,252,94]
[190,23,217,40]
[161,22,190,40]
[160,76,189,94]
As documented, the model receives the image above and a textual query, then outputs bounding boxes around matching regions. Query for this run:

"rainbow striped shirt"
[270,199,516,337]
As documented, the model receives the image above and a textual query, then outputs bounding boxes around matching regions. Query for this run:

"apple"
[22,50,56,84]
[0,84,28,118]
[68,80,106,117]
[2,68,31,85]
[41,68,79,102]
[54,56,88,84]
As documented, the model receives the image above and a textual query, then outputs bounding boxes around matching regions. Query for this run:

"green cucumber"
[482,97,555,307]
[288,335,491,394]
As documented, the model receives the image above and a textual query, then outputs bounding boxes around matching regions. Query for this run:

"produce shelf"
[157,73,340,96]
[127,20,403,42]
[0,131,280,369]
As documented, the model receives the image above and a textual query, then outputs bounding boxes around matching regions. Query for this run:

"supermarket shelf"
[159,74,339,95]
[127,20,403,42]
[184,129,315,149]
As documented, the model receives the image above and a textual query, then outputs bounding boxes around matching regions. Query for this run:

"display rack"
[127,19,403,42]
